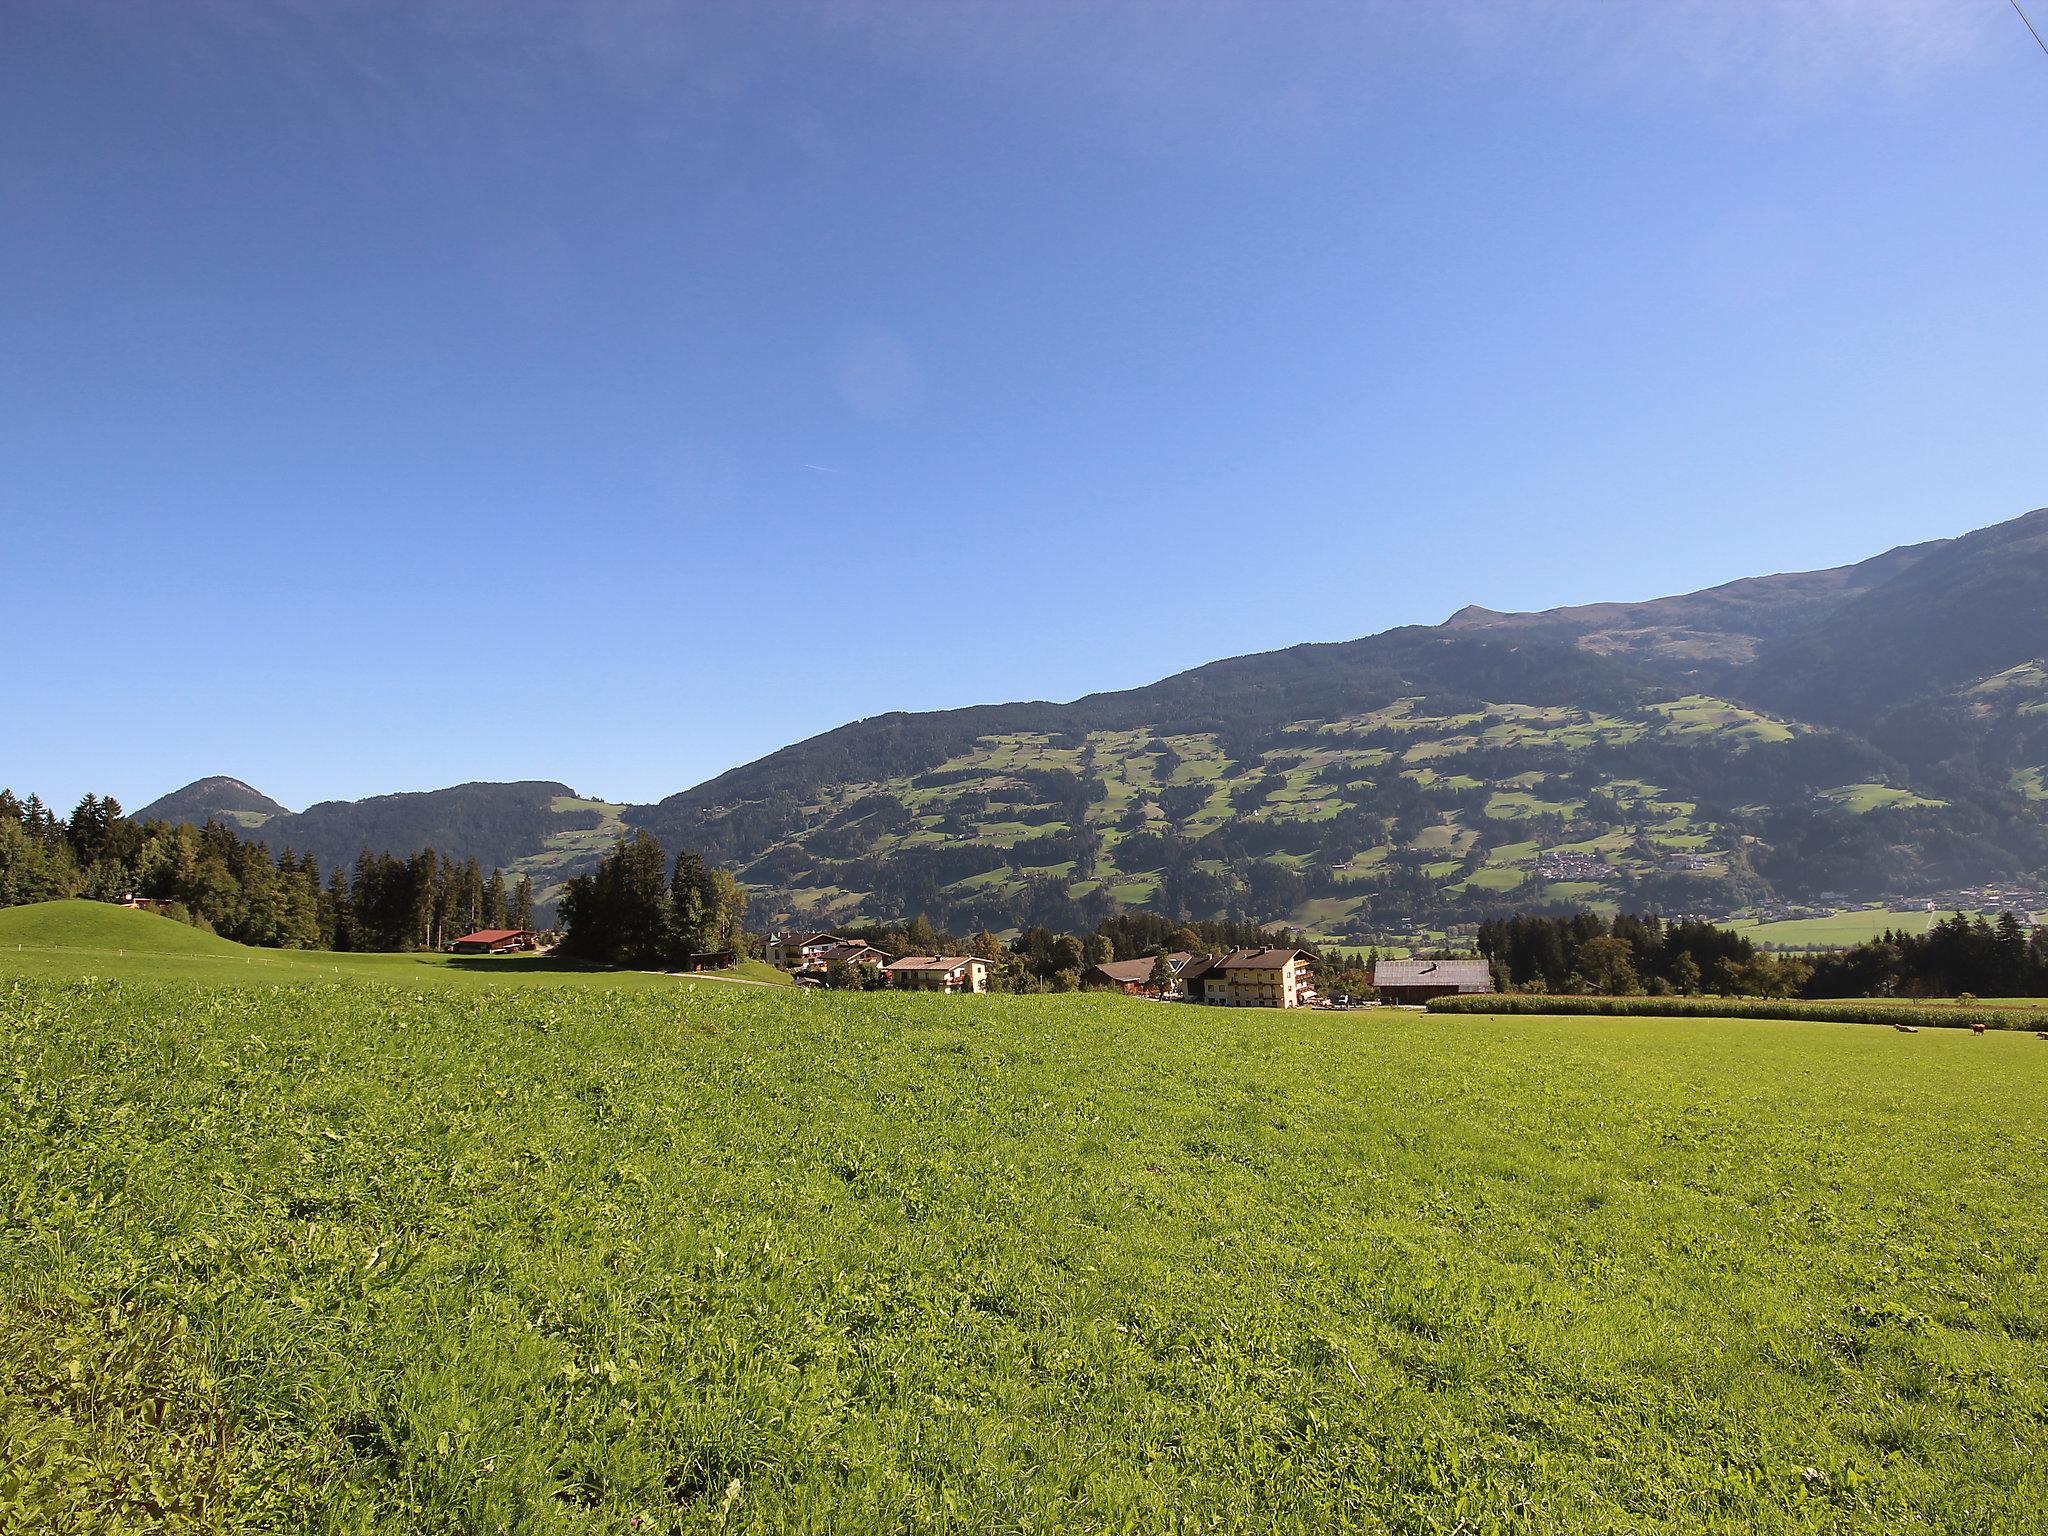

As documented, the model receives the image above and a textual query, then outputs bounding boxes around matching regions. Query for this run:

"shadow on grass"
[438,954,623,975]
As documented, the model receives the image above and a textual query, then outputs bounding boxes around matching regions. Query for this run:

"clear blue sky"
[6,1,2046,813]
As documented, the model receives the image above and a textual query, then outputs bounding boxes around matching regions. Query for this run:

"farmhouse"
[1374,958,1493,1005]
[817,940,889,973]
[883,955,990,994]
[1183,947,1316,1008]
[766,931,844,971]
[450,928,535,955]
[1083,951,1192,997]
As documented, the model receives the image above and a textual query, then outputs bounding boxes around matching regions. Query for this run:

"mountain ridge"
[137,508,2048,932]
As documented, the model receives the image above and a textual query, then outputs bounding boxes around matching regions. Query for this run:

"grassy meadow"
[1728,909,1939,950]
[0,901,791,992]
[3,919,2046,1532]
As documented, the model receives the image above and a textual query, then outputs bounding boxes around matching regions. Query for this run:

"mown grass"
[3,969,2044,1533]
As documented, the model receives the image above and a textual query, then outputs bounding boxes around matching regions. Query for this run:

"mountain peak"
[136,776,288,829]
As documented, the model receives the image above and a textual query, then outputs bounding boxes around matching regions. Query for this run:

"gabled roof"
[884,955,980,972]
[820,941,885,961]
[452,929,529,944]
[1086,952,1192,985]
[1212,946,1313,970]
[1375,958,1492,989]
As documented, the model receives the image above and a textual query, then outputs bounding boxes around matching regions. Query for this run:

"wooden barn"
[1373,958,1492,1005]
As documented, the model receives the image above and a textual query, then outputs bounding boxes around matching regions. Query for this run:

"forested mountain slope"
[145,508,2048,933]
[134,776,285,830]
[1739,509,2048,731]
[1444,537,1944,682]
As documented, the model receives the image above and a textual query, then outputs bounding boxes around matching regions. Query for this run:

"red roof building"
[450,928,535,955]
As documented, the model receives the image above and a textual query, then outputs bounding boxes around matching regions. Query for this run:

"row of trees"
[0,790,532,951]
[1805,912,2048,1000]
[1476,912,1777,997]
[557,831,748,969]
[1477,908,2048,1001]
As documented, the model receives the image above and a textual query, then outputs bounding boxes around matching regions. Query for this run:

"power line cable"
[2013,0,2048,59]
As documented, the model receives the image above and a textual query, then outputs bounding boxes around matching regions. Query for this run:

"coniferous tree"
[670,849,711,959]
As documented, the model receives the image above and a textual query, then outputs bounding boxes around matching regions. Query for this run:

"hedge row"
[1424,993,2047,1032]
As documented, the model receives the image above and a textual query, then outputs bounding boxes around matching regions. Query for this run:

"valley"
[130,509,2048,939]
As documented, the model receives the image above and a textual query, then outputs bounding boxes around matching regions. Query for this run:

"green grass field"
[0,901,791,991]
[1730,909,1937,949]
[3,920,2045,1532]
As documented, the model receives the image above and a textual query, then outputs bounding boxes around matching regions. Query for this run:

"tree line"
[1479,908,2048,1001]
[798,906,1337,995]
[1477,912,1781,996]
[0,789,532,951]
[1804,911,2048,1000]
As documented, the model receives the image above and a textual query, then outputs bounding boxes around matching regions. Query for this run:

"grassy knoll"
[4,974,2045,1532]
[0,901,790,992]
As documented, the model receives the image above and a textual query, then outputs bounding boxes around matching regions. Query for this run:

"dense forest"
[0,789,533,951]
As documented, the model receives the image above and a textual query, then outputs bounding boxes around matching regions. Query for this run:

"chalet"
[1083,952,1192,997]
[1184,947,1317,1008]
[882,955,990,994]
[1374,958,1493,1006]
[450,928,535,955]
[816,940,888,973]
[679,949,736,972]
[767,931,844,971]
[115,892,168,913]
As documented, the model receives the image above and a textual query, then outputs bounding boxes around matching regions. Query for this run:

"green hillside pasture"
[1646,696,1796,744]
[1731,909,1937,949]
[0,901,789,992]
[5,980,2045,1532]
[1456,865,1528,893]
[1819,784,1950,814]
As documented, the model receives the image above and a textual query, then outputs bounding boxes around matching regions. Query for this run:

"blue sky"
[5,0,2046,813]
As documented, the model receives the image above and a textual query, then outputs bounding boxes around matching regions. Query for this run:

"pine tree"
[327,867,354,950]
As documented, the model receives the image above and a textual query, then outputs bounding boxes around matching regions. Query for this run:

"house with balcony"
[882,955,990,993]
[1181,947,1316,1008]
[766,931,845,971]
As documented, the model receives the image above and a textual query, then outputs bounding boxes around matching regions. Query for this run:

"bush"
[1425,993,2043,1032]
